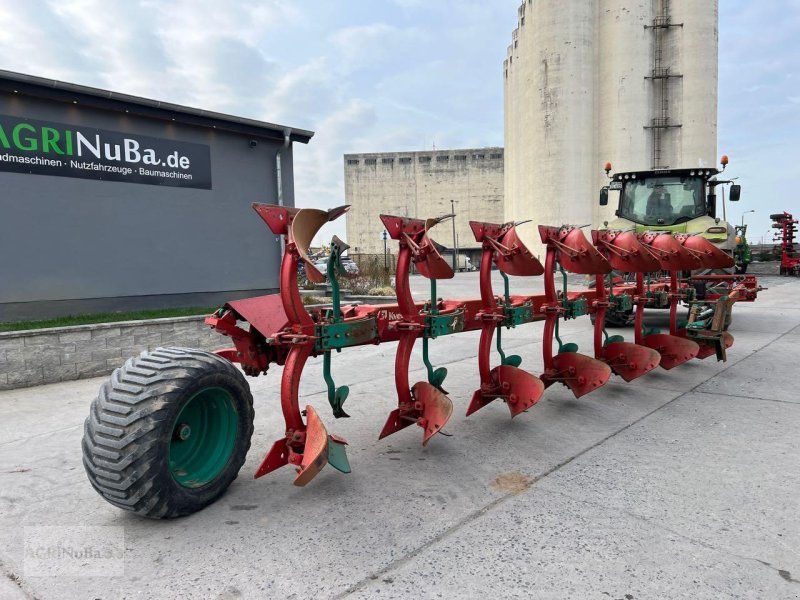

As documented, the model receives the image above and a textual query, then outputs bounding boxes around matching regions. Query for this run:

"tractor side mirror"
[599,187,609,206]
[729,184,741,201]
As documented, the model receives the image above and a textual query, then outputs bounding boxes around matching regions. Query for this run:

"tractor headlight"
[706,226,727,234]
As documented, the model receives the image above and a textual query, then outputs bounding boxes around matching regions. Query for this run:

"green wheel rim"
[169,387,238,488]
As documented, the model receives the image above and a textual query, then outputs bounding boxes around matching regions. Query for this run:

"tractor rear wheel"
[82,347,254,519]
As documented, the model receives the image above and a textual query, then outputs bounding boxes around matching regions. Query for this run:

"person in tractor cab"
[646,184,673,220]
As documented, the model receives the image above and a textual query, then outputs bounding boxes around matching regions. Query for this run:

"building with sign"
[343,148,504,264]
[0,70,313,321]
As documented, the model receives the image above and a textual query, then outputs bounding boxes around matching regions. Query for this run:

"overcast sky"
[1,0,797,245]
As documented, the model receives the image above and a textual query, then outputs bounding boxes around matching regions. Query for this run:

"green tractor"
[596,157,743,326]
[733,224,752,274]
[599,157,742,268]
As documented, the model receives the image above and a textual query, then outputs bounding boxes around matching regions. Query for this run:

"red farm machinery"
[82,204,760,518]
[771,211,799,276]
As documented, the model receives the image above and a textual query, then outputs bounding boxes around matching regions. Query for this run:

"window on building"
[399,157,412,164]
[347,159,359,165]
[419,156,431,163]
[473,154,485,160]
[365,158,377,165]
[382,158,394,164]
[454,155,467,161]
[436,155,449,162]
[490,153,503,160]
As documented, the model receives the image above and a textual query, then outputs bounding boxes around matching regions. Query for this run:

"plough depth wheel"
[82,347,254,519]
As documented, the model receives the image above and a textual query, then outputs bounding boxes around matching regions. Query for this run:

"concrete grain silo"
[504,0,719,258]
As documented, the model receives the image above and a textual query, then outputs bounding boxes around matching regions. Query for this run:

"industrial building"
[504,0,719,257]
[343,148,504,263]
[0,70,312,321]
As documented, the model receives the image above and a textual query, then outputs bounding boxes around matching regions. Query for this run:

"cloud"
[294,98,378,207]
[263,58,336,127]
[388,0,426,7]
[0,1,98,81]
[328,22,425,74]
[48,1,176,96]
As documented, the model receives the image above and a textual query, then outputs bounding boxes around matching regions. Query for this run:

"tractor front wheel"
[82,347,254,519]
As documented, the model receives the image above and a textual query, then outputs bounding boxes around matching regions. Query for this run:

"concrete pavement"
[1,272,798,599]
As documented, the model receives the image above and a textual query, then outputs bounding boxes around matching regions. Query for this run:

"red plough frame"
[205,203,760,487]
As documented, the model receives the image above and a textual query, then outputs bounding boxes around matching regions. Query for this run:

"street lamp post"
[382,229,389,281]
[741,209,755,227]
[450,199,457,271]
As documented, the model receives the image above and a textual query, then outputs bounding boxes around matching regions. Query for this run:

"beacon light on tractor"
[82,202,761,518]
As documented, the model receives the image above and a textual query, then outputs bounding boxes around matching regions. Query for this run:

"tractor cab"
[599,159,742,254]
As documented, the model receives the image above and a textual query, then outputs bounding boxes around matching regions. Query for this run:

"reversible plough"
[82,202,760,518]
[210,206,759,483]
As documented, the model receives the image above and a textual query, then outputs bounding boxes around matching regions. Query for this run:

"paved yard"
[1,272,798,599]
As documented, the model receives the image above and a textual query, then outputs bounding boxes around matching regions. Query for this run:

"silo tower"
[504,0,719,258]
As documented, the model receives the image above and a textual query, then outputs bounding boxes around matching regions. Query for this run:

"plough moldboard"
[82,202,760,518]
